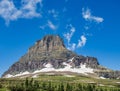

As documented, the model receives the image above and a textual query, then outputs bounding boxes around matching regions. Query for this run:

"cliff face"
[21,35,75,62]
[2,35,99,77]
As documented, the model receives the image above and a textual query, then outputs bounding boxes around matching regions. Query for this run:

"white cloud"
[47,20,57,30]
[77,35,87,48]
[0,0,42,25]
[63,24,76,51]
[63,25,87,50]
[39,25,46,30]
[63,24,75,44]
[67,43,76,51]
[48,9,59,18]
[39,20,57,30]
[0,0,20,24]
[84,26,89,30]
[82,8,104,23]
[21,0,42,18]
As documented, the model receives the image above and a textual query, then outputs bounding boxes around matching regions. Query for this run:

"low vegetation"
[0,75,120,91]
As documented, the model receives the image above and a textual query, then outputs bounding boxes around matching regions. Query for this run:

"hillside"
[2,35,120,79]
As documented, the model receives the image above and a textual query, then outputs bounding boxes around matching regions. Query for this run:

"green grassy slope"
[0,75,120,91]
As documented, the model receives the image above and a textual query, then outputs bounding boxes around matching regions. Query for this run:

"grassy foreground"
[0,75,120,91]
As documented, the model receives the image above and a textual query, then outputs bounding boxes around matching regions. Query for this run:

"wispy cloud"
[63,24,76,51]
[0,0,42,25]
[39,20,57,30]
[82,8,104,23]
[77,35,87,48]
[64,27,87,50]
[84,26,89,30]
[39,25,46,30]
[0,0,20,24]
[21,0,42,18]
[47,20,57,30]
[63,24,75,44]
[67,43,76,51]
[48,9,59,18]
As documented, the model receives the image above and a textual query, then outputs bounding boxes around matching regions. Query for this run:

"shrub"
[0,84,2,88]
[8,78,40,91]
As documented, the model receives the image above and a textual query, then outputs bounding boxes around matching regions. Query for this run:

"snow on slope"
[4,58,94,78]
[33,63,93,75]
[44,63,53,68]
[4,74,13,78]
[4,71,30,78]
[67,57,74,62]
[100,76,106,79]
[4,63,93,78]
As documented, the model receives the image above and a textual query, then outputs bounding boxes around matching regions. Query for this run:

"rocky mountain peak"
[2,35,100,78]
[34,35,65,52]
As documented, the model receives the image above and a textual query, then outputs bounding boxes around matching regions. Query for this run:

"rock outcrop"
[2,35,103,77]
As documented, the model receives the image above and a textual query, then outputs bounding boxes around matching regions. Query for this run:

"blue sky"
[0,0,120,77]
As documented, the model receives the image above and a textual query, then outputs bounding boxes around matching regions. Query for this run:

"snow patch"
[4,71,30,78]
[100,76,106,79]
[67,57,74,62]
[14,71,30,77]
[63,62,72,68]
[44,63,53,68]
[4,74,13,78]
[33,62,93,75]
[32,75,38,78]
[80,64,86,69]
[4,63,94,78]
[39,67,55,72]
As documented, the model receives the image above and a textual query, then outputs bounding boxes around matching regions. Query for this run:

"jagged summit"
[18,35,76,63]
[34,35,66,52]
[2,35,107,78]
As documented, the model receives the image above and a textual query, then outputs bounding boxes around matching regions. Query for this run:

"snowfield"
[4,57,94,78]
[4,62,94,78]
[4,71,30,78]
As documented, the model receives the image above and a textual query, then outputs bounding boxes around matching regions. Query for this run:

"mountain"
[2,35,120,79]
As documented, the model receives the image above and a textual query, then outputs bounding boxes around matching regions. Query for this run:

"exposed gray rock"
[3,35,118,79]
[96,70,120,79]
